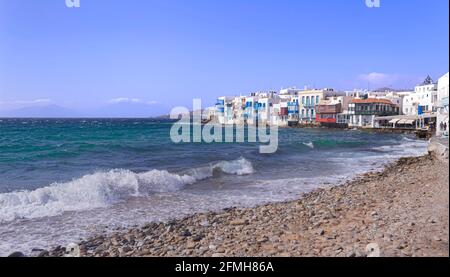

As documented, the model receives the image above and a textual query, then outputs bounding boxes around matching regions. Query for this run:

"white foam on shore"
[0,157,254,223]
[371,137,429,157]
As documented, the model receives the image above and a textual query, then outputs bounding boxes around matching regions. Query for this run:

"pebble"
[230,219,248,226]
[8,252,26,257]
[40,155,448,258]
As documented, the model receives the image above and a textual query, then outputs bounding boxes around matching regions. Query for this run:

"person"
[440,122,444,132]
[444,122,448,132]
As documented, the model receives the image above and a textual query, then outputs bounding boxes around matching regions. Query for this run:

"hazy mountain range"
[0,102,170,118]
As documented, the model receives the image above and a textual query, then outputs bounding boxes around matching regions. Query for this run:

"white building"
[279,87,303,96]
[347,98,400,127]
[271,100,288,126]
[204,107,216,121]
[402,76,438,116]
[215,96,235,125]
[436,72,449,137]
[297,89,334,122]
[232,96,247,125]
[367,91,408,115]
[258,96,277,126]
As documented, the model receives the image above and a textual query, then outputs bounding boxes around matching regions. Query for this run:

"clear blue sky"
[0,0,448,116]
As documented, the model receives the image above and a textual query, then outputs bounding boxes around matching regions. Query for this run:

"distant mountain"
[87,102,170,118]
[0,105,81,118]
[373,87,413,92]
[0,103,171,118]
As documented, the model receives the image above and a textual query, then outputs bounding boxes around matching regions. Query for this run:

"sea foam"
[0,157,254,222]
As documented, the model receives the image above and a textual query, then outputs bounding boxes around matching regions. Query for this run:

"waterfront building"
[243,95,259,125]
[402,76,438,116]
[272,100,289,126]
[392,91,414,115]
[316,100,341,124]
[280,100,289,126]
[436,72,449,137]
[214,83,441,129]
[232,96,247,125]
[316,96,352,125]
[215,96,236,125]
[287,96,300,125]
[344,89,370,99]
[279,87,303,96]
[298,88,337,123]
[347,98,400,127]
[204,107,216,121]
[368,91,408,115]
[258,96,277,126]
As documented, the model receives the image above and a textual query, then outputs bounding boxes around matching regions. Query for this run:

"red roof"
[351,98,394,105]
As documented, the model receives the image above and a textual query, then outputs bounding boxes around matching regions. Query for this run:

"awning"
[389,119,400,124]
[419,113,438,119]
[397,119,416,125]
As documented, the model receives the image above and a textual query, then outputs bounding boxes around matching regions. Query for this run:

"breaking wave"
[0,158,254,223]
[302,142,315,149]
[299,139,361,150]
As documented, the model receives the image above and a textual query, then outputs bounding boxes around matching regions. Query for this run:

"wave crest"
[0,158,254,222]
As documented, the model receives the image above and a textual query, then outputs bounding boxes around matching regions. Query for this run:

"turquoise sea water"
[0,118,428,255]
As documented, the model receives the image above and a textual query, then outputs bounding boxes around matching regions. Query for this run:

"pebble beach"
[39,142,449,258]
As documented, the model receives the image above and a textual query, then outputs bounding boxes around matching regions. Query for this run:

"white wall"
[402,82,438,116]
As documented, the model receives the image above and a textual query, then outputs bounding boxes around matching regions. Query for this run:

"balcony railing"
[302,104,316,108]
[354,111,398,116]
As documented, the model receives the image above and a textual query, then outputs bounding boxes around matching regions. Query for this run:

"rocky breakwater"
[428,137,449,162]
[35,154,449,257]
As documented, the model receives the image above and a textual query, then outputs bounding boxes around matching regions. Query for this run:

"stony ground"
[46,155,449,257]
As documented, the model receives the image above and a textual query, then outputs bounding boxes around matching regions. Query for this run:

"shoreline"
[35,145,448,257]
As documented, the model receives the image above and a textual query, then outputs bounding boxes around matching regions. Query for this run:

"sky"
[0,0,449,117]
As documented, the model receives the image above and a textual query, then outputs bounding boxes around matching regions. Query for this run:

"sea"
[0,118,429,256]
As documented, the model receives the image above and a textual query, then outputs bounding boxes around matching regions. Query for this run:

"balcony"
[302,103,316,109]
[354,110,398,116]
[316,104,341,114]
